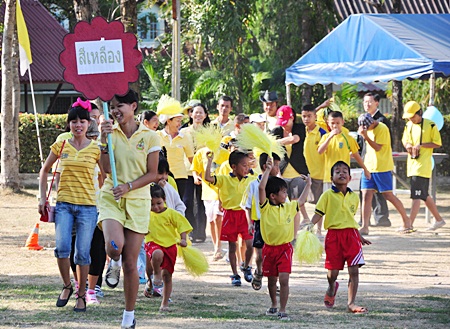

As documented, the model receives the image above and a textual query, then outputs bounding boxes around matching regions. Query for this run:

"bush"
[18,113,67,173]
[2,112,450,176]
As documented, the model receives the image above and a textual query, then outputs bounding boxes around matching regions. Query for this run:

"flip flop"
[348,306,368,314]
[324,281,339,308]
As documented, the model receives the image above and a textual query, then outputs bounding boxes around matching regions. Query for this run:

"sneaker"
[86,290,100,305]
[426,219,446,231]
[105,262,121,288]
[230,274,241,286]
[139,277,146,285]
[121,319,136,329]
[94,285,104,298]
[152,280,163,297]
[241,266,253,283]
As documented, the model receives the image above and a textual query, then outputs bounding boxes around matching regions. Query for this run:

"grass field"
[1,189,449,328]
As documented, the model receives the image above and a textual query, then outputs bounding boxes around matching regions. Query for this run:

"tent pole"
[429,72,435,106]
[286,84,291,106]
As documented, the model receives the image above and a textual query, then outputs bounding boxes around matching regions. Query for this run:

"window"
[138,12,158,41]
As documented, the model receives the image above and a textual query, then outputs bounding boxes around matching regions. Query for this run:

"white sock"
[112,255,122,267]
[122,310,135,327]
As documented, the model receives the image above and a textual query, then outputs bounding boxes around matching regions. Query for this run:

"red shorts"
[262,243,293,277]
[144,242,177,274]
[324,228,365,270]
[221,209,253,242]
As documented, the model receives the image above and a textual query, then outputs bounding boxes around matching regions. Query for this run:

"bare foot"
[159,306,171,312]
[347,304,368,314]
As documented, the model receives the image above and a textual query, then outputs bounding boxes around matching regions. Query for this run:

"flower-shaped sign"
[60,17,142,101]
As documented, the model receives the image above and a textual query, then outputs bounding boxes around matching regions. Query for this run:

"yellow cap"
[403,101,420,119]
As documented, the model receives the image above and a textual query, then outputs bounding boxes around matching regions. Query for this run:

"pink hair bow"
[72,97,92,112]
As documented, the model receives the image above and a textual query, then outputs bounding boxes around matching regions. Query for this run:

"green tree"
[254,0,337,109]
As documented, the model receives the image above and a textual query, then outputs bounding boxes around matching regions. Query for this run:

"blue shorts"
[360,171,393,193]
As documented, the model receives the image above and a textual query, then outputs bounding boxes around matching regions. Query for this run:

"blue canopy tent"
[285,14,450,99]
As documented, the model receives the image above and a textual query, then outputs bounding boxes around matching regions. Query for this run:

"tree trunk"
[120,0,140,95]
[391,80,404,152]
[73,0,93,22]
[1,0,21,191]
[301,3,312,105]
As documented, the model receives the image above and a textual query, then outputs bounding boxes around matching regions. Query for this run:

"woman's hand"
[38,201,47,215]
[100,119,113,142]
[179,238,187,247]
[111,183,131,200]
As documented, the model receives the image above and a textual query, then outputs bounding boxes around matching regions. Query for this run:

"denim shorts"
[54,202,97,265]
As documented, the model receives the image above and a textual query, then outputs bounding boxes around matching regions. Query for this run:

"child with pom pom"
[144,184,193,312]
[308,161,371,314]
[258,156,311,321]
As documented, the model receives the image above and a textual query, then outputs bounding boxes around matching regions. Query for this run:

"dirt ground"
[0,188,449,328]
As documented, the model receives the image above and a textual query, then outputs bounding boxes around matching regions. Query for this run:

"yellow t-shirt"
[260,199,299,246]
[53,132,73,173]
[157,129,194,179]
[364,122,394,172]
[241,176,261,221]
[211,117,234,136]
[190,147,219,201]
[144,208,193,247]
[282,144,299,179]
[319,131,359,182]
[401,118,442,178]
[51,140,100,206]
[314,186,359,230]
[212,173,255,210]
[168,175,178,191]
[304,125,326,180]
[101,123,161,199]
[218,160,232,176]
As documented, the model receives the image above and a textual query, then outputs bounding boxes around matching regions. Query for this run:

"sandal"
[73,293,86,312]
[56,283,73,307]
[213,251,223,261]
[278,312,290,321]
[399,227,416,234]
[143,280,153,298]
[324,281,339,308]
[152,278,163,297]
[251,270,263,291]
[265,307,278,316]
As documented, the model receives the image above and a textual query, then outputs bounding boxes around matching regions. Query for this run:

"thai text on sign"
[75,39,124,75]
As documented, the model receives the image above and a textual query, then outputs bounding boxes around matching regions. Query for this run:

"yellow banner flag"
[16,0,32,76]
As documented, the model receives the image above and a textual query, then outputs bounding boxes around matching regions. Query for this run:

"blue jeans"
[54,202,97,266]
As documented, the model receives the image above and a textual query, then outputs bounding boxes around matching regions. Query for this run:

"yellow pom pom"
[193,124,224,151]
[236,124,285,158]
[177,245,209,277]
[156,95,183,115]
[294,230,323,265]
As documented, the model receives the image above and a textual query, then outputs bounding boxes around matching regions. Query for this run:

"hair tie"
[72,97,92,112]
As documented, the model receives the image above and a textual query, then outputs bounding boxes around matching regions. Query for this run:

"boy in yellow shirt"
[241,152,281,290]
[301,104,327,235]
[357,113,412,235]
[318,111,371,189]
[258,156,311,321]
[401,101,445,230]
[309,161,371,314]
[205,150,255,286]
[144,184,192,312]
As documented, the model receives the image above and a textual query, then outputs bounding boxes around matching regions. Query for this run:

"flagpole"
[27,65,44,166]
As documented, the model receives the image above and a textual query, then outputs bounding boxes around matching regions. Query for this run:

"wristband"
[127,182,133,191]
